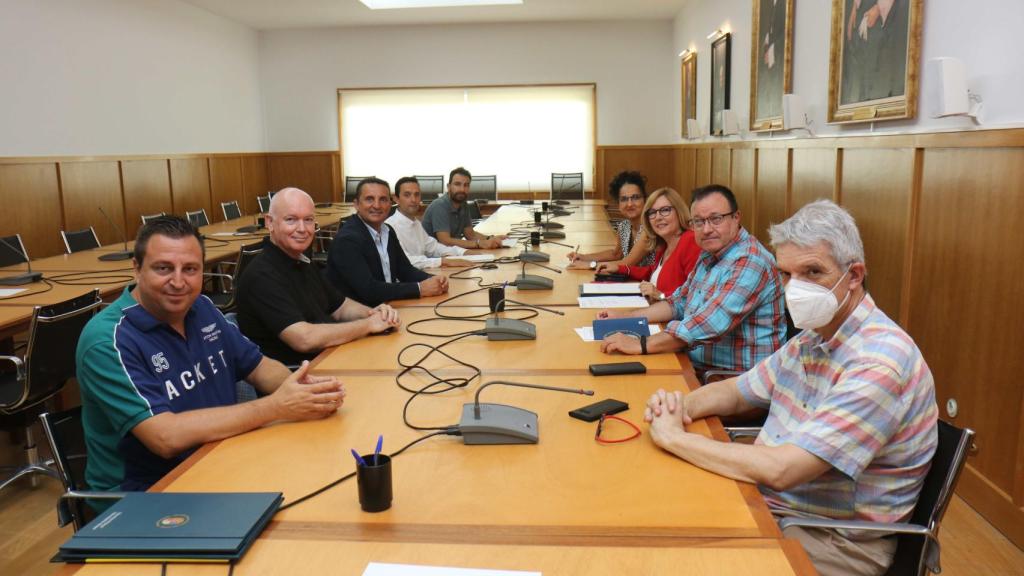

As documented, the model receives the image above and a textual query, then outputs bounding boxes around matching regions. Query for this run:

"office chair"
[185,208,210,228]
[777,420,975,576]
[469,175,497,202]
[414,175,444,203]
[221,200,243,221]
[140,212,167,225]
[60,227,101,254]
[39,407,125,530]
[0,290,102,494]
[256,194,271,214]
[345,176,373,203]
[0,234,31,267]
[204,241,264,312]
[551,172,584,202]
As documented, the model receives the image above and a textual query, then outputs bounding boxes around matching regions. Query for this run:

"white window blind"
[340,85,594,193]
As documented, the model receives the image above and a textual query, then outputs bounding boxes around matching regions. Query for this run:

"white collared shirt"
[362,219,392,282]
[385,210,467,270]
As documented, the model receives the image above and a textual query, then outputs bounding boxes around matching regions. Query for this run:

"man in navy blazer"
[326,177,449,307]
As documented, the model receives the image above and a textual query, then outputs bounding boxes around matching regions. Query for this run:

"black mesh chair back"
[39,407,95,529]
[0,234,30,267]
[235,241,264,283]
[345,176,374,203]
[551,172,584,201]
[221,201,243,221]
[415,175,444,203]
[884,420,974,576]
[13,290,103,412]
[61,227,101,254]
[467,200,483,221]
[186,209,210,228]
[468,175,497,201]
[256,195,271,214]
[140,212,167,225]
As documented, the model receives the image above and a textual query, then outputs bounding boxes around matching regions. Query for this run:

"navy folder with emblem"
[57,492,282,563]
[592,317,650,340]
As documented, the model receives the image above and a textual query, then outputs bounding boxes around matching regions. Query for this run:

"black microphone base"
[542,230,566,240]
[0,271,43,286]
[552,199,571,205]
[459,403,539,445]
[540,222,564,229]
[484,317,536,340]
[98,251,132,262]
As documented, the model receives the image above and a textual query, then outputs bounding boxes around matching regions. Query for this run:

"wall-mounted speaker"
[928,57,969,118]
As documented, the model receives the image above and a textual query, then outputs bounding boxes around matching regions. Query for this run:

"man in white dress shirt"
[385,176,473,270]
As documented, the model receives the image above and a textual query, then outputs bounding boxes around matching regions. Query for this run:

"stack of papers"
[577,296,648,309]
[501,238,521,248]
[579,282,642,296]
[456,254,497,263]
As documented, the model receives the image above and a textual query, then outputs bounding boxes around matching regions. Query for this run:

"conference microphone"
[458,380,594,445]
[97,207,133,262]
[0,237,43,286]
[484,294,565,341]
[514,252,560,291]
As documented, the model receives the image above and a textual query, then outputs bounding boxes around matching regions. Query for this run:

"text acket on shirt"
[163,349,230,401]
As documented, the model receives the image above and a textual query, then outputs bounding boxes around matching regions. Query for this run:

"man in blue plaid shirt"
[600,185,786,375]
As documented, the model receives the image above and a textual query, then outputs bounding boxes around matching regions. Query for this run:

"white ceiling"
[180,0,690,30]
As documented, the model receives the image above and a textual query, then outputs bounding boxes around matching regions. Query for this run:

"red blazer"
[618,230,700,296]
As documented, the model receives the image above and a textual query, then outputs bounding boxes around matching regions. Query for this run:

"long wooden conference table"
[44,200,813,575]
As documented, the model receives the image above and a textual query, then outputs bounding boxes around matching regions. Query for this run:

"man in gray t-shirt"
[422,166,504,249]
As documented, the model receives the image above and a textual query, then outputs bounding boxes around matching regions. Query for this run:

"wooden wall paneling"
[839,148,914,322]
[753,148,789,245]
[711,148,732,187]
[910,148,1024,531]
[673,148,696,196]
[695,148,712,187]
[0,163,64,258]
[790,148,837,213]
[169,158,212,219]
[241,155,269,214]
[209,157,245,222]
[267,154,335,203]
[731,149,756,230]
[121,159,172,238]
[59,161,125,250]
[598,147,675,195]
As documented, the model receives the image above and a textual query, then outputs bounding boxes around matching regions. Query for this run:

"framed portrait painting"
[681,51,697,138]
[750,0,794,131]
[828,0,923,124]
[709,32,731,136]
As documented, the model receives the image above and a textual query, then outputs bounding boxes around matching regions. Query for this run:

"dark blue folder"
[58,492,282,562]
[593,316,649,340]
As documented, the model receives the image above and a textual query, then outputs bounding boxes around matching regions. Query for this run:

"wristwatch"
[589,261,598,270]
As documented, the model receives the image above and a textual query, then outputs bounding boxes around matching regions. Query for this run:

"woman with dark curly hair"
[567,170,656,269]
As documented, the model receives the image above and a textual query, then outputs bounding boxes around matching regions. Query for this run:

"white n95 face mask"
[785,270,850,330]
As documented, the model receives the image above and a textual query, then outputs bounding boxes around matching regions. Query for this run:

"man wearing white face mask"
[644,200,938,576]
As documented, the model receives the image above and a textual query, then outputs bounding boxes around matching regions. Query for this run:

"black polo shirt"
[236,238,346,366]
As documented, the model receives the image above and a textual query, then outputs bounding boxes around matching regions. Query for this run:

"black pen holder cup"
[530,231,541,246]
[542,201,549,212]
[533,212,542,224]
[356,454,393,513]
[256,215,266,228]
[488,286,506,312]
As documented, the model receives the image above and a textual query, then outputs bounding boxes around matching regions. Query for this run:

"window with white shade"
[339,85,594,194]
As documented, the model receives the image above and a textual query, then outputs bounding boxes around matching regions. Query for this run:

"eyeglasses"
[644,206,675,220]
[688,211,736,229]
[619,194,644,204]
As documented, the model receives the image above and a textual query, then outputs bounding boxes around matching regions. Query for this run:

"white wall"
[672,0,1024,141]
[258,20,676,151]
[0,0,265,156]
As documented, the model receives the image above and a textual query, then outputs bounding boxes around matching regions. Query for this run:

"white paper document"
[575,324,662,342]
[577,296,649,309]
[363,562,540,576]
[456,254,497,263]
[580,282,642,295]
[0,288,27,297]
[501,238,520,248]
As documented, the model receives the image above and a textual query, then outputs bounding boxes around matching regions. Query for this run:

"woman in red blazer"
[601,187,700,303]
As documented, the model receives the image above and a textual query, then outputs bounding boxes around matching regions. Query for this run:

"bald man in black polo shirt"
[236,188,400,365]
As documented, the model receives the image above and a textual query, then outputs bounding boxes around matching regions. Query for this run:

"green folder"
[57,492,282,563]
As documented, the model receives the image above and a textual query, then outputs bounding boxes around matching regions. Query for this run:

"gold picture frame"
[681,51,698,138]
[827,0,923,124]
[750,0,794,131]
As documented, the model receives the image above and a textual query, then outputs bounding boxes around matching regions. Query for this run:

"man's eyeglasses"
[644,206,675,220]
[688,211,736,229]
[619,194,644,204]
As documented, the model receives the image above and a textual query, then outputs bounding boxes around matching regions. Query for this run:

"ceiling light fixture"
[359,0,523,9]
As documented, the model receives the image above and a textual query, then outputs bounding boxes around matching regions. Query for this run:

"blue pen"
[351,448,368,468]
[373,435,383,465]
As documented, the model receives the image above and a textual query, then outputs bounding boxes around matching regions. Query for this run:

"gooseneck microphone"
[459,380,594,445]
[0,237,42,286]
[483,295,565,341]
[97,207,133,262]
